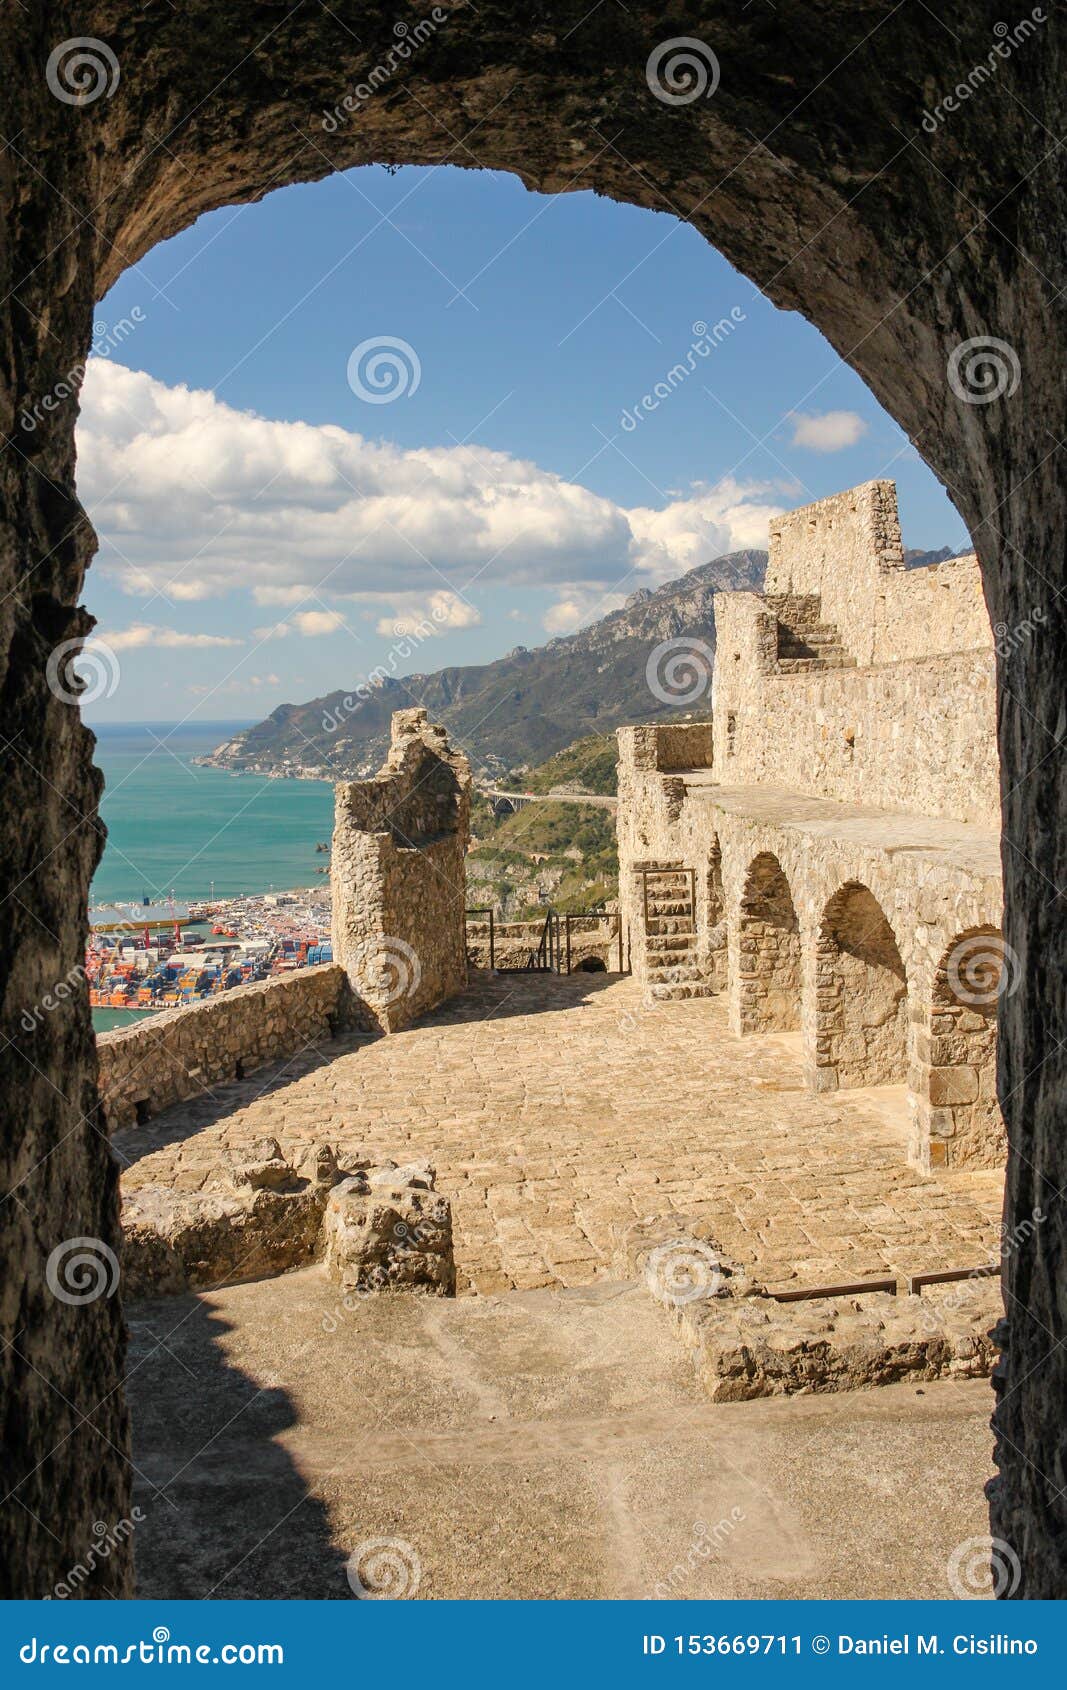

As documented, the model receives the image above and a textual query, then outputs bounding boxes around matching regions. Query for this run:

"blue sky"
[80,164,969,723]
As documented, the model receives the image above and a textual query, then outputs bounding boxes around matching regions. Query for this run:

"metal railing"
[465,907,628,975]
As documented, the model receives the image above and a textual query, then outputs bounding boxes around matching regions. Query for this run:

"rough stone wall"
[914,929,1005,1170]
[96,965,348,1131]
[713,638,998,827]
[331,710,470,1033]
[764,480,992,665]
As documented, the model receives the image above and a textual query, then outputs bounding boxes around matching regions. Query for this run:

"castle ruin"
[618,480,1005,1173]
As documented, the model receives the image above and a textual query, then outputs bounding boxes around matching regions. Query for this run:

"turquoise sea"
[90,722,335,904]
[89,723,335,1031]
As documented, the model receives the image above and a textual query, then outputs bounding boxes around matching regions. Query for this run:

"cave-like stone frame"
[1,1,1063,1598]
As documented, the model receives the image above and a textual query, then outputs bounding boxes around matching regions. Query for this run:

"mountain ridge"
[199,544,960,779]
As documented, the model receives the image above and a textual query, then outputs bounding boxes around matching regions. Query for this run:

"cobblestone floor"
[115,971,1004,1296]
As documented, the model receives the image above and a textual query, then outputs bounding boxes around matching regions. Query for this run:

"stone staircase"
[635,862,715,1002]
[767,593,855,672]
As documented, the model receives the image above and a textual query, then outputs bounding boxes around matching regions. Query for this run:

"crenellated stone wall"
[711,481,999,828]
[97,965,348,1131]
[331,710,471,1033]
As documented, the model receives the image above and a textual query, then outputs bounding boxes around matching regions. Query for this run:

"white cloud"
[788,410,868,452]
[292,609,345,636]
[543,591,627,635]
[373,590,482,638]
[104,623,244,651]
[78,363,789,610]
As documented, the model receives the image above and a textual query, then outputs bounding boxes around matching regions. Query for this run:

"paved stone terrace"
[115,971,1004,1297]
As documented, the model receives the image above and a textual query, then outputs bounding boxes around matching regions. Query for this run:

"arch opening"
[733,852,801,1035]
[815,883,907,1091]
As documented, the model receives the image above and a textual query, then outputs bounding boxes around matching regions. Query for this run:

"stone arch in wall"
[703,836,727,991]
[814,883,907,1091]
[912,927,1008,1171]
[1,0,1064,1600]
[731,853,801,1035]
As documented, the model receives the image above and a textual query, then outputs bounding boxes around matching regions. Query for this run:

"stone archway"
[1,0,1064,1597]
[703,836,727,990]
[731,852,801,1035]
[814,883,907,1091]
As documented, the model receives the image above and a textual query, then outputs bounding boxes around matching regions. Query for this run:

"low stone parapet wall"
[96,964,348,1130]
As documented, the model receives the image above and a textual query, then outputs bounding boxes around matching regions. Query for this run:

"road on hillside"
[480,787,618,812]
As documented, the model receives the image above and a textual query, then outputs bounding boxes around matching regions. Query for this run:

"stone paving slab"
[115,971,1004,1297]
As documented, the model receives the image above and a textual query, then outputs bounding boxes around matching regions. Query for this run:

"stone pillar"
[330,711,470,1033]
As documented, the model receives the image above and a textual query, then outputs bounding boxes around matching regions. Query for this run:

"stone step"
[645,898,693,916]
[646,936,695,955]
[646,917,696,936]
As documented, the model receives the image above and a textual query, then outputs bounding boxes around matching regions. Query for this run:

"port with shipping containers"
[86,888,333,1013]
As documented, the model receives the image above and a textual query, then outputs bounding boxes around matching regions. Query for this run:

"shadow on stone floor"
[127,1296,352,1599]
